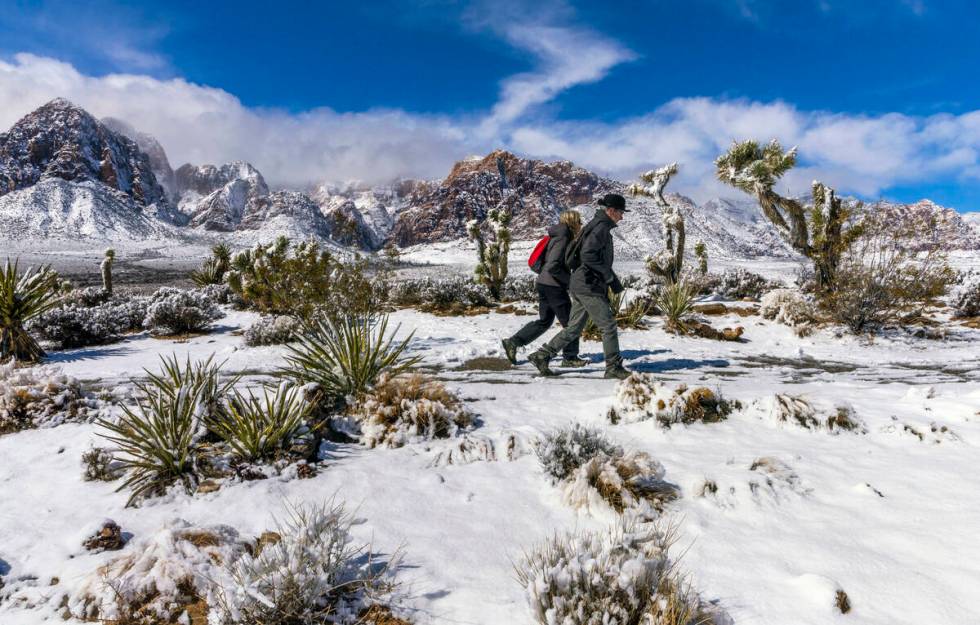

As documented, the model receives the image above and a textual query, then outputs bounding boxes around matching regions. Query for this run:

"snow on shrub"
[748,394,864,433]
[607,373,734,427]
[27,296,148,348]
[562,450,678,515]
[68,519,249,623]
[515,521,718,625]
[346,373,472,448]
[214,500,399,625]
[81,446,123,482]
[143,287,224,336]
[500,274,537,302]
[536,423,623,484]
[759,288,816,335]
[388,275,491,312]
[427,429,535,467]
[952,277,980,318]
[714,267,781,300]
[0,360,99,434]
[244,314,300,346]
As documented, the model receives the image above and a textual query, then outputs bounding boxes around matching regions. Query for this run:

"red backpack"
[528,236,550,273]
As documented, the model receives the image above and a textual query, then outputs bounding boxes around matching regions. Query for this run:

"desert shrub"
[562,450,678,514]
[0,259,62,362]
[97,381,203,505]
[516,522,715,625]
[244,315,300,346]
[196,283,234,306]
[27,296,149,348]
[759,288,817,335]
[69,518,248,623]
[714,267,780,300]
[749,393,864,433]
[536,423,623,484]
[952,277,980,318]
[653,281,696,333]
[278,314,420,409]
[143,287,224,336]
[82,446,124,481]
[819,214,954,333]
[191,243,232,287]
[607,373,734,427]
[500,274,538,303]
[68,285,111,307]
[227,236,383,320]
[211,385,312,462]
[388,275,492,312]
[216,501,398,625]
[0,360,98,434]
[347,373,472,448]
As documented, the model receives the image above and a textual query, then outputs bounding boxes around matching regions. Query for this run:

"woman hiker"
[500,210,589,368]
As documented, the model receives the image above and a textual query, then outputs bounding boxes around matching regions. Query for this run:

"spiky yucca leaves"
[583,287,651,341]
[191,243,232,287]
[279,314,421,408]
[212,385,312,461]
[655,281,696,334]
[715,140,859,291]
[629,163,684,284]
[138,354,237,438]
[0,259,62,362]
[97,384,201,506]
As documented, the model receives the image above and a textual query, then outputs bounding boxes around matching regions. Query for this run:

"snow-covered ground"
[2,273,980,624]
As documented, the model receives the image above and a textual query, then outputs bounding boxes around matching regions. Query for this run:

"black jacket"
[570,211,619,296]
[537,223,572,288]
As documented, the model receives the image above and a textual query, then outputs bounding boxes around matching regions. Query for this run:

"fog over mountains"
[1,99,977,259]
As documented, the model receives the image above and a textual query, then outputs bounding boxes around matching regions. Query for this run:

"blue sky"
[1,0,978,210]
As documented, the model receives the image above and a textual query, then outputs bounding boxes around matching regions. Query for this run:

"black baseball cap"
[598,193,628,212]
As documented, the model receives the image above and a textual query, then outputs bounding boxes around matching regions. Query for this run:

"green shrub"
[278,314,420,408]
[654,281,696,333]
[0,259,62,362]
[212,385,312,462]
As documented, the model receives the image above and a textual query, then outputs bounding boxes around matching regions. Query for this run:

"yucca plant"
[278,313,420,407]
[583,288,651,340]
[212,384,312,462]
[138,354,237,439]
[97,385,201,506]
[0,259,62,362]
[655,281,696,334]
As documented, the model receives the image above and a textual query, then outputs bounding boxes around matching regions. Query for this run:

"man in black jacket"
[528,193,631,379]
[501,211,587,367]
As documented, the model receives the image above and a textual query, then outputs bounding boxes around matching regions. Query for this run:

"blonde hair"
[559,210,583,238]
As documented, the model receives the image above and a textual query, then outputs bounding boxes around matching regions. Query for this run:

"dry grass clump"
[836,589,852,614]
[348,373,472,448]
[515,521,719,625]
[607,373,737,428]
[564,450,679,514]
[427,430,534,467]
[82,447,123,482]
[751,394,865,434]
[759,288,817,336]
[0,360,97,435]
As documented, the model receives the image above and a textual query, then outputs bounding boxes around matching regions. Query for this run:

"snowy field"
[1,252,980,624]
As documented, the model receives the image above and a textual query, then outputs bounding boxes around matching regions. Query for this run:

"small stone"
[297,462,318,479]
[196,479,221,494]
[693,302,727,315]
[722,326,744,341]
[82,520,126,553]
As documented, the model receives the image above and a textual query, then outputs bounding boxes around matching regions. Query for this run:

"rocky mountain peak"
[101,117,176,202]
[0,98,167,209]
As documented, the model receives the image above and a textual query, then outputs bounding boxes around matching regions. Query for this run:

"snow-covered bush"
[69,519,249,623]
[0,360,97,434]
[562,450,678,514]
[760,288,816,335]
[347,373,472,448]
[714,267,780,300]
[749,394,864,433]
[143,287,224,336]
[82,447,123,481]
[607,373,734,427]
[196,282,233,305]
[388,275,492,312]
[500,274,537,302]
[27,296,148,348]
[211,385,312,462]
[215,501,399,625]
[516,522,716,625]
[536,423,623,484]
[952,278,980,318]
[68,285,111,307]
[278,313,419,410]
[244,314,300,346]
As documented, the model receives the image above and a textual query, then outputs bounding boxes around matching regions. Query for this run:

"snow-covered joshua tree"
[468,157,513,301]
[627,163,683,284]
[715,139,861,290]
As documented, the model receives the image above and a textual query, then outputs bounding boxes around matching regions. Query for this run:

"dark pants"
[509,284,580,359]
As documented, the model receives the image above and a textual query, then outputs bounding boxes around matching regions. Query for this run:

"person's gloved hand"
[608,275,625,294]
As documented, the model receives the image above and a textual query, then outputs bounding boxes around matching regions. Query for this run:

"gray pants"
[539,292,622,368]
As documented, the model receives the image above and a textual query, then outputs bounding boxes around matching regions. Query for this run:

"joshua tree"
[468,157,514,300]
[694,241,708,275]
[627,163,683,284]
[715,139,861,290]
[0,260,62,362]
[101,248,115,295]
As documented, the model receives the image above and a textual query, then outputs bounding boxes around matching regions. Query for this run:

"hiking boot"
[559,357,589,368]
[501,338,519,365]
[528,351,556,377]
[604,364,632,380]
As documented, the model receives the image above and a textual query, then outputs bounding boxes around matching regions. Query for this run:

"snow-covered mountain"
[101,116,177,203]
